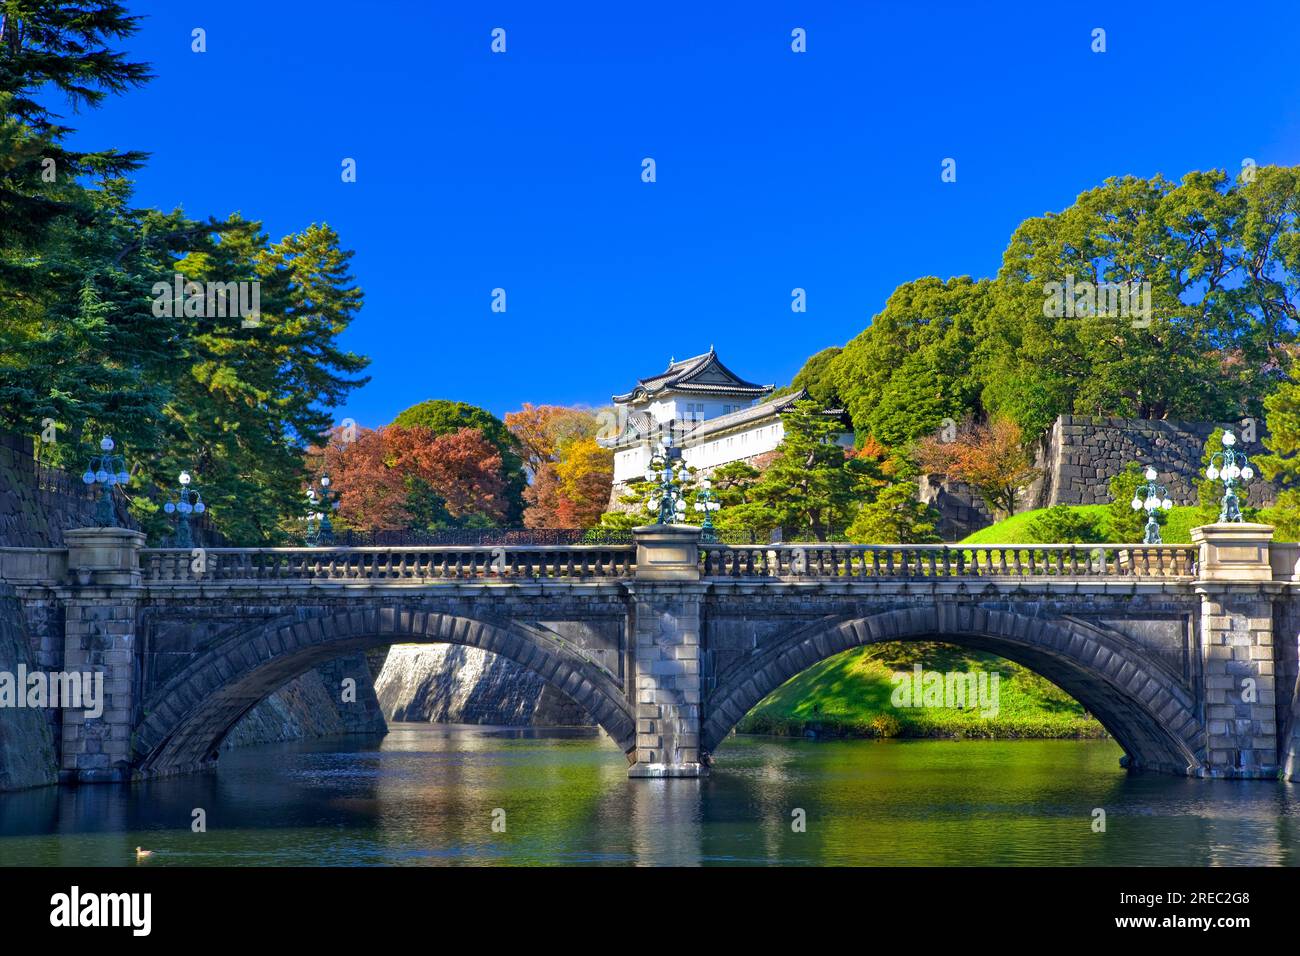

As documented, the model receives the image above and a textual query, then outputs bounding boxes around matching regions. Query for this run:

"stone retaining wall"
[927,414,1280,539]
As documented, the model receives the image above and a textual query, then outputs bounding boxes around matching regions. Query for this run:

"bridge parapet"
[700,543,1199,580]
[139,544,637,584]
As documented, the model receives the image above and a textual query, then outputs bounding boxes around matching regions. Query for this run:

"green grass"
[959,504,1207,544]
[736,642,1105,740]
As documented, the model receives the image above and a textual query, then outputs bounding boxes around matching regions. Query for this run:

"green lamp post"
[1129,466,1173,544]
[1205,430,1254,523]
[80,435,131,528]
[306,473,335,545]
[163,470,206,548]
[644,438,689,526]
[693,477,721,542]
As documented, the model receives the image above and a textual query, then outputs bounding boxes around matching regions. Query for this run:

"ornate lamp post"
[306,473,335,545]
[80,435,131,527]
[1129,466,1173,544]
[643,438,690,526]
[1205,429,1254,523]
[693,477,722,542]
[163,470,206,548]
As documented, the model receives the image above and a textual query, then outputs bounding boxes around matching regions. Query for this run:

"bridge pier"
[59,528,145,784]
[627,526,707,778]
[1193,524,1280,778]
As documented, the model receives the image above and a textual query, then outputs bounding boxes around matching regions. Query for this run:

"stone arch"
[703,605,1205,775]
[134,607,636,776]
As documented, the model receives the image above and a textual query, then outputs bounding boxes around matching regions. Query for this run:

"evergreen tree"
[748,401,876,541]
[846,482,941,543]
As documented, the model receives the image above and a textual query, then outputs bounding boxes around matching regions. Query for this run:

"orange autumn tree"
[913,416,1040,517]
[313,424,508,531]
[504,404,613,528]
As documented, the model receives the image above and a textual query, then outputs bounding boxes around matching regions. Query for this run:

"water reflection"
[0,725,1296,866]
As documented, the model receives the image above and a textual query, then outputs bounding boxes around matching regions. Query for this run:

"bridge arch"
[703,605,1206,775]
[133,607,637,776]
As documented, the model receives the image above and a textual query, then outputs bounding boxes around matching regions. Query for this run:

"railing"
[140,545,637,583]
[700,544,1199,580]
[136,542,1201,585]
[326,528,635,547]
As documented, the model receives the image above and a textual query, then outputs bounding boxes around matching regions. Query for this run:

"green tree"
[828,276,993,447]
[1028,505,1102,544]
[1258,385,1300,537]
[846,482,940,543]
[784,346,843,406]
[989,169,1300,433]
[748,401,876,541]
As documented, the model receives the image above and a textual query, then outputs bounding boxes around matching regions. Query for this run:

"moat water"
[1,724,1298,866]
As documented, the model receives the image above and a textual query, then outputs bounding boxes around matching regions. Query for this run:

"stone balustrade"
[139,545,637,583]
[699,543,1200,580]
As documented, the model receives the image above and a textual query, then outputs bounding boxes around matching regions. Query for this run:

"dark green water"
[1,724,1297,866]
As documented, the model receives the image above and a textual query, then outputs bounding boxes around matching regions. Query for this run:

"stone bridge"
[1,523,1298,784]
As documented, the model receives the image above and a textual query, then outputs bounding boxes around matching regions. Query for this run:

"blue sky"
[63,0,1300,426]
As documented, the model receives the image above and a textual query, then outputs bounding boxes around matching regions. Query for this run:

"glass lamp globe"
[1145,467,1157,481]
[104,473,117,486]
[1161,498,1173,510]
[1144,496,1158,510]
[1222,431,1236,447]
[1130,497,1143,510]
[1242,466,1254,480]
[647,499,658,512]
[709,501,721,511]
[644,469,655,483]
[1206,466,1219,480]
[100,436,114,452]
[702,478,712,490]
[95,469,109,484]
[164,502,176,514]
[82,470,95,485]
[179,501,192,514]
[179,471,191,486]
[195,502,206,514]
[116,471,130,485]
[694,502,705,512]
[320,475,331,487]
[1225,465,1240,480]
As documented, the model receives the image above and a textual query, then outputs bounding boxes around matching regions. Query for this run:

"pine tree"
[748,401,875,541]
[846,482,941,543]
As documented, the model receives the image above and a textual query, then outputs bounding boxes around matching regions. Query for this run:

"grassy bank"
[736,642,1105,740]
[958,504,1206,545]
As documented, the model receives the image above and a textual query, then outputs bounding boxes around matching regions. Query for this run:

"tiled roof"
[611,348,773,404]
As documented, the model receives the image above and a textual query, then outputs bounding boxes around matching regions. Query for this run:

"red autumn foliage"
[313,424,508,531]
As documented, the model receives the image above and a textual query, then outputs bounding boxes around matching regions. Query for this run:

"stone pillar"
[60,528,145,783]
[628,525,707,778]
[1192,523,1280,778]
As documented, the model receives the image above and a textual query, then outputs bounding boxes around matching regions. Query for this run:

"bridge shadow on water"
[1,725,1298,867]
